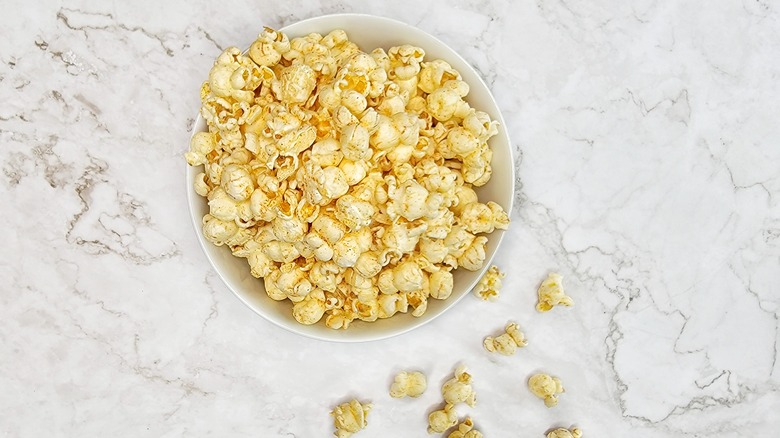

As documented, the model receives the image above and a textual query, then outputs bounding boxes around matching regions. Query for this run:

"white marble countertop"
[2,0,779,436]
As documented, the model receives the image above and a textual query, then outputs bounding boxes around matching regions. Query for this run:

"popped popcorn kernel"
[536,272,574,312]
[389,371,427,398]
[547,427,583,438]
[529,373,565,408]
[331,399,372,438]
[448,417,483,438]
[483,322,527,355]
[442,365,476,407]
[427,403,458,434]
[473,265,504,301]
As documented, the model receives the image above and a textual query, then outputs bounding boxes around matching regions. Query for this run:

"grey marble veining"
[1,0,778,436]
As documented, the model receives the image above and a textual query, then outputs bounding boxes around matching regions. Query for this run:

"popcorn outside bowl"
[186,14,515,342]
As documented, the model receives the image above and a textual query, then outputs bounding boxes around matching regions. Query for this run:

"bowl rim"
[186,13,515,342]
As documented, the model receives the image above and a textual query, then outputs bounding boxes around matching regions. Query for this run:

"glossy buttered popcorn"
[331,399,372,438]
[187,27,509,328]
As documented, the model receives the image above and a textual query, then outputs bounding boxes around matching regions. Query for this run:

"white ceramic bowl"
[187,14,515,342]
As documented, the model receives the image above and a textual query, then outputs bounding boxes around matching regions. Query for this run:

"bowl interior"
[187,14,514,342]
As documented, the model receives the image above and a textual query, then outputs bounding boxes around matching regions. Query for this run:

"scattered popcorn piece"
[547,427,583,438]
[472,265,504,301]
[528,373,565,408]
[536,272,574,312]
[331,399,372,438]
[448,417,483,438]
[483,322,527,355]
[389,371,428,398]
[427,403,458,434]
[442,365,476,407]
[187,28,509,328]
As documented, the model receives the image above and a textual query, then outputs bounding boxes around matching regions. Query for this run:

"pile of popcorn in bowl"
[184,27,509,330]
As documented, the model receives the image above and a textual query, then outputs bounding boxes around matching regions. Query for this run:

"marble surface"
[1,0,778,436]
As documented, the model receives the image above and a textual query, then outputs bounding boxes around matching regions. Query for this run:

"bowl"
[186,13,515,342]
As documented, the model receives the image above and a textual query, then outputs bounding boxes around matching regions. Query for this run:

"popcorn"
[407,290,428,317]
[272,216,308,243]
[208,47,255,102]
[389,179,430,221]
[249,27,290,66]
[332,234,363,268]
[340,124,371,161]
[207,187,241,221]
[418,59,460,94]
[325,308,356,330]
[339,159,369,186]
[429,270,454,300]
[276,262,313,301]
[292,288,326,324]
[392,260,424,293]
[220,164,254,201]
[442,365,476,407]
[463,110,498,143]
[276,63,317,103]
[309,260,341,292]
[448,418,483,438]
[447,127,479,156]
[529,373,565,408]
[461,147,493,187]
[458,236,488,271]
[483,322,527,355]
[262,240,300,263]
[305,232,334,262]
[428,404,458,434]
[427,80,470,122]
[311,137,344,167]
[331,399,372,438]
[353,251,382,278]
[264,270,287,301]
[419,237,448,264]
[312,214,348,245]
[187,28,508,329]
[473,265,505,301]
[335,195,375,230]
[193,172,211,197]
[536,272,574,312]
[247,250,275,278]
[202,214,238,246]
[459,202,509,234]
[443,225,475,259]
[377,292,408,318]
[186,131,216,166]
[547,428,583,438]
[389,371,427,398]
